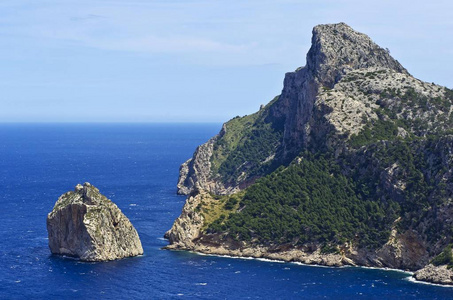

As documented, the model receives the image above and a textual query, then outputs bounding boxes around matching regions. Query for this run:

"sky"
[1,0,452,123]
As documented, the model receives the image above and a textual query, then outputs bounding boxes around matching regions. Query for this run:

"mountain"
[166,23,453,285]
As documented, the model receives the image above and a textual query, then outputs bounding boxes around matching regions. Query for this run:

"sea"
[0,123,452,299]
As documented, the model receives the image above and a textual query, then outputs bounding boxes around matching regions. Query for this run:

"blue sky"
[1,0,452,122]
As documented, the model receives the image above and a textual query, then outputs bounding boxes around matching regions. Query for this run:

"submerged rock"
[47,183,143,261]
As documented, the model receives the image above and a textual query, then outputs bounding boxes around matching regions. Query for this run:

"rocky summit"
[168,23,453,285]
[47,183,143,261]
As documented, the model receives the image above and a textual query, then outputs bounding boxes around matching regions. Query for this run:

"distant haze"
[1,0,452,122]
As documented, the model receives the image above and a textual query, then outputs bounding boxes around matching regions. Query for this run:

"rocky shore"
[166,237,453,287]
[414,265,453,285]
[165,241,351,267]
[164,191,453,286]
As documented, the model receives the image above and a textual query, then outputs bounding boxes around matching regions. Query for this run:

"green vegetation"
[349,118,399,147]
[348,139,436,223]
[206,131,451,250]
[346,133,453,249]
[211,96,284,184]
[350,84,453,148]
[431,244,453,269]
[193,192,245,231]
[445,87,453,100]
[199,70,453,257]
[208,153,398,249]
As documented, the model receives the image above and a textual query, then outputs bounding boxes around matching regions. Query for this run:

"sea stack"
[47,182,143,261]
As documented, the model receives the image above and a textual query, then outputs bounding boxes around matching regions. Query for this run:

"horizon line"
[0,121,224,124]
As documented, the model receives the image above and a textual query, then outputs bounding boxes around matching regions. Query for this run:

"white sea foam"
[256,258,285,263]
[352,265,413,275]
[291,261,338,269]
[189,248,449,289]
[193,252,254,260]
[406,276,453,288]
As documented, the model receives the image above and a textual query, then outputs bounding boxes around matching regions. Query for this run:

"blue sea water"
[0,123,452,300]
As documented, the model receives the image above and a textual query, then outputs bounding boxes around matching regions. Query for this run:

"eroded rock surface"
[47,183,143,261]
[414,264,453,285]
[169,22,453,286]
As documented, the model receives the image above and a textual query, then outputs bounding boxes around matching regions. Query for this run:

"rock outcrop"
[165,191,206,248]
[414,264,453,285]
[169,22,453,286]
[165,190,426,271]
[269,22,408,161]
[177,23,413,196]
[176,138,225,195]
[47,183,143,261]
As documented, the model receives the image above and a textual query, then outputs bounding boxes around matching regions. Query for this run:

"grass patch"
[196,192,245,231]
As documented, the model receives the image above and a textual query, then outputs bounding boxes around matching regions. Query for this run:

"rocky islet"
[47,182,143,262]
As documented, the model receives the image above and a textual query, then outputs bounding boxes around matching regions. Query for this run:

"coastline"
[164,191,453,287]
[162,244,453,288]
[193,250,409,273]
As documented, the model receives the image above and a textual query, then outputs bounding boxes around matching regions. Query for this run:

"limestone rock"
[47,183,143,261]
[177,138,217,195]
[169,22,453,286]
[306,22,408,88]
[177,133,240,196]
[177,23,413,195]
[414,264,453,285]
[374,229,428,270]
[164,191,205,249]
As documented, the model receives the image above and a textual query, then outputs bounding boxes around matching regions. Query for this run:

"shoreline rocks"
[414,264,453,285]
[166,240,453,287]
[164,191,453,286]
[47,183,143,262]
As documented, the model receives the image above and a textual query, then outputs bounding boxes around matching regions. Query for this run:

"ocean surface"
[0,123,452,299]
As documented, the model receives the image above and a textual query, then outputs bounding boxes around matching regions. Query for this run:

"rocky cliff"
[170,23,453,285]
[165,191,429,270]
[177,23,412,196]
[47,183,143,261]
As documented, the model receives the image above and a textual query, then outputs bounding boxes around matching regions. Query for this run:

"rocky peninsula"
[47,182,143,261]
[167,23,453,286]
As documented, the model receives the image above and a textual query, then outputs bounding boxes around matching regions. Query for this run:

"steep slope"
[47,183,143,261]
[168,23,453,284]
[177,22,409,195]
[177,96,284,195]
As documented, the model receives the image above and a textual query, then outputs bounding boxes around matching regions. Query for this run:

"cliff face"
[177,23,411,195]
[270,23,408,160]
[170,22,453,284]
[177,97,284,195]
[47,183,143,261]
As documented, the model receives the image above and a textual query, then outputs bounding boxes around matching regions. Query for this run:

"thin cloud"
[1,2,254,54]
[70,14,107,21]
[33,26,253,53]
[90,35,253,53]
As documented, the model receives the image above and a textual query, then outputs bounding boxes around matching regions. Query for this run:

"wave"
[405,276,453,288]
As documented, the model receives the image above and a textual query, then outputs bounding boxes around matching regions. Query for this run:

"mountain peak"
[306,22,408,87]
